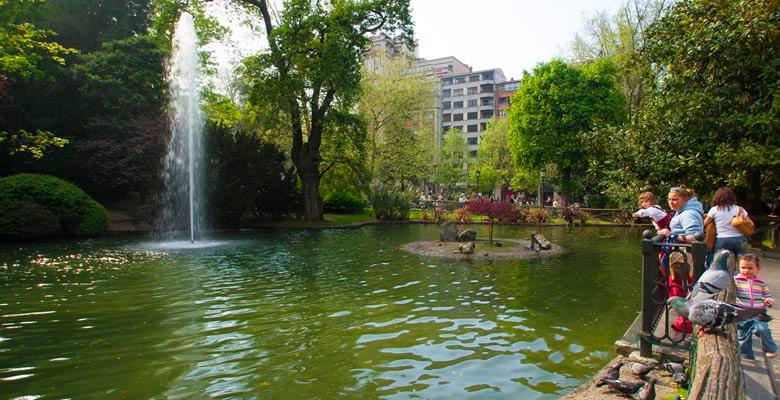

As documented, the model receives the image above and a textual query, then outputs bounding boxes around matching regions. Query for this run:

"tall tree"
[507,59,626,205]
[471,117,513,194]
[436,129,467,190]
[237,0,413,220]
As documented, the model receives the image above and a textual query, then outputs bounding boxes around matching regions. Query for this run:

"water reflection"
[0,225,643,399]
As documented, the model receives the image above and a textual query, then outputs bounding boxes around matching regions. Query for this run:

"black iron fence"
[639,230,707,357]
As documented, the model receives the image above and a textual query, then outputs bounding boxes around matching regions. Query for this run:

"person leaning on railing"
[657,186,704,244]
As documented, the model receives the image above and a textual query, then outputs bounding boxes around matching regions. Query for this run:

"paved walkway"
[745,255,780,399]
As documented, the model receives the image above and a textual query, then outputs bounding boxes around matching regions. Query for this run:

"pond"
[0,224,644,399]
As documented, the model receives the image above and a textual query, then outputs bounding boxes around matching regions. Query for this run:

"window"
[467,125,478,133]
[467,112,478,120]
[498,109,507,117]
[469,74,480,82]
[453,101,463,109]
[442,89,451,97]
[453,113,464,121]
[442,78,452,85]
[469,150,478,158]
[499,96,510,105]
[442,113,451,122]
[443,126,451,132]
[467,99,477,107]
[480,97,494,106]
[480,84,494,93]
[442,101,451,110]
[453,88,463,97]
[452,125,462,131]
[482,71,494,80]
[467,137,478,144]
[480,122,487,131]
[454,76,466,84]
[481,110,494,119]
[467,87,478,95]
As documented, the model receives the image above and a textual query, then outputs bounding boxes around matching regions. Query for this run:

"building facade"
[495,79,521,119]
[440,69,506,159]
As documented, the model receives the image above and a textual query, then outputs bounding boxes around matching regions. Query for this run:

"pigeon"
[631,377,656,400]
[688,249,732,301]
[672,371,688,387]
[628,361,653,377]
[598,379,645,396]
[595,362,623,386]
[668,296,764,332]
[663,362,685,375]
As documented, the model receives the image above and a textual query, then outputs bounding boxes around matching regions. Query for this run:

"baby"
[633,192,672,230]
[735,254,777,359]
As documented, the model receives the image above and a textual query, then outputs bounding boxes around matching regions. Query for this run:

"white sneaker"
[766,352,776,358]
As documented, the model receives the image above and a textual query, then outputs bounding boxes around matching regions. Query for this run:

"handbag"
[705,220,716,251]
[731,206,755,236]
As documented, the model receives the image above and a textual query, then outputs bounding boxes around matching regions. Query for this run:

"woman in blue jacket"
[657,186,704,244]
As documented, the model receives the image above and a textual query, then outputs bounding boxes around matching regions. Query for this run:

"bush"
[0,174,108,239]
[323,191,366,213]
[366,182,417,220]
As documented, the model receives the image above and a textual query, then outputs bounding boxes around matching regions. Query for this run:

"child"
[633,192,672,230]
[669,252,693,334]
[735,254,777,359]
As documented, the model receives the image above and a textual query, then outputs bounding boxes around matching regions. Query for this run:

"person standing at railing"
[657,186,704,244]
[703,186,749,256]
[633,191,672,231]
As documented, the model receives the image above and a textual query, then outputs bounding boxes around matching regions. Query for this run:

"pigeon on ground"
[595,362,623,386]
[628,361,653,377]
[688,249,732,301]
[672,371,688,387]
[631,377,656,400]
[598,379,645,395]
[667,296,764,332]
[663,362,685,375]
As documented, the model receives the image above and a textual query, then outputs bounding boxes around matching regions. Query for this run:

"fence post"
[691,233,706,279]
[640,230,657,357]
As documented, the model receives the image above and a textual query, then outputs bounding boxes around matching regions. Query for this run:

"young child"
[735,254,777,359]
[633,192,672,230]
[669,252,693,334]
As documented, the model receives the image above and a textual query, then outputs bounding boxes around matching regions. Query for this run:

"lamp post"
[476,169,481,194]
[538,167,546,209]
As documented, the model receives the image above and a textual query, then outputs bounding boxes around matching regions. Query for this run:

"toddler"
[634,192,672,230]
[669,252,693,333]
[735,254,777,359]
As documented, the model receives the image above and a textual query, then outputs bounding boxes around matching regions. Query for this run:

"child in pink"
[634,192,672,230]
[736,254,776,359]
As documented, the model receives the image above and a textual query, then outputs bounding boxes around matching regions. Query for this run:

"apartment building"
[495,79,521,119]
[413,56,472,78]
[440,69,507,158]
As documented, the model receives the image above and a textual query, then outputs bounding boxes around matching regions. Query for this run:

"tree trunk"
[746,168,762,213]
[299,166,323,221]
[559,168,571,207]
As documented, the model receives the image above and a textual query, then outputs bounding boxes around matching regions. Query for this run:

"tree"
[436,129,467,190]
[359,53,437,182]
[507,59,626,205]
[471,117,513,194]
[237,0,413,221]
[467,198,514,245]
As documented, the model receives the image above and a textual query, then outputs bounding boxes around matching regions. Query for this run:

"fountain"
[160,12,206,245]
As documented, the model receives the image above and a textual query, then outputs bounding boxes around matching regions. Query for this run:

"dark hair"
[711,186,737,211]
[740,253,760,267]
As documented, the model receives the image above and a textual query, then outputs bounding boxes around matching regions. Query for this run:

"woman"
[704,186,749,255]
[657,186,704,244]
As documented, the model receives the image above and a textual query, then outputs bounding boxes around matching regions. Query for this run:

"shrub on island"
[0,174,108,239]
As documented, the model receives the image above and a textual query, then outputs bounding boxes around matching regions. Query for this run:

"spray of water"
[161,12,205,243]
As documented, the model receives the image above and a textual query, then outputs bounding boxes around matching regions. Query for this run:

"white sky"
[410,0,625,80]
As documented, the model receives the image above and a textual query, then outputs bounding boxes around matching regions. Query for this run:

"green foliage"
[237,0,414,220]
[436,129,467,187]
[205,123,300,226]
[323,191,367,213]
[0,129,68,159]
[507,59,627,202]
[366,181,416,220]
[0,174,107,239]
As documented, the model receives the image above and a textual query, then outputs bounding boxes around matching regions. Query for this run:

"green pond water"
[0,224,644,399]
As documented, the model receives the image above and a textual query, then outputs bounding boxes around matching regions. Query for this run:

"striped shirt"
[735,275,773,310]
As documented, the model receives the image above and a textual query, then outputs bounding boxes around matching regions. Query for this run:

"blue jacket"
[669,197,704,237]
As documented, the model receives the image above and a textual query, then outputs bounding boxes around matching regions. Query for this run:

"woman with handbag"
[703,186,751,256]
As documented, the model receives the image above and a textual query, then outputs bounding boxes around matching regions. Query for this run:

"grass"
[268,209,376,228]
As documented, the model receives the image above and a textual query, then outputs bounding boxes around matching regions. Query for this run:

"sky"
[410,0,625,80]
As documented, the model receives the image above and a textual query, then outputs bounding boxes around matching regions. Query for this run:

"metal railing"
[639,230,707,357]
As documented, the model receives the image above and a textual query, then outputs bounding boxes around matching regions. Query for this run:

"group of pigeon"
[596,360,687,399]
[667,249,763,333]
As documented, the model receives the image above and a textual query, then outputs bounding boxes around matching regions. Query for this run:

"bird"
[667,296,764,332]
[663,362,685,375]
[595,362,623,386]
[598,378,645,396]
[688,249,732,301]
[631,377,656,400]
[628,361,653,377]
[672,371,688,387]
